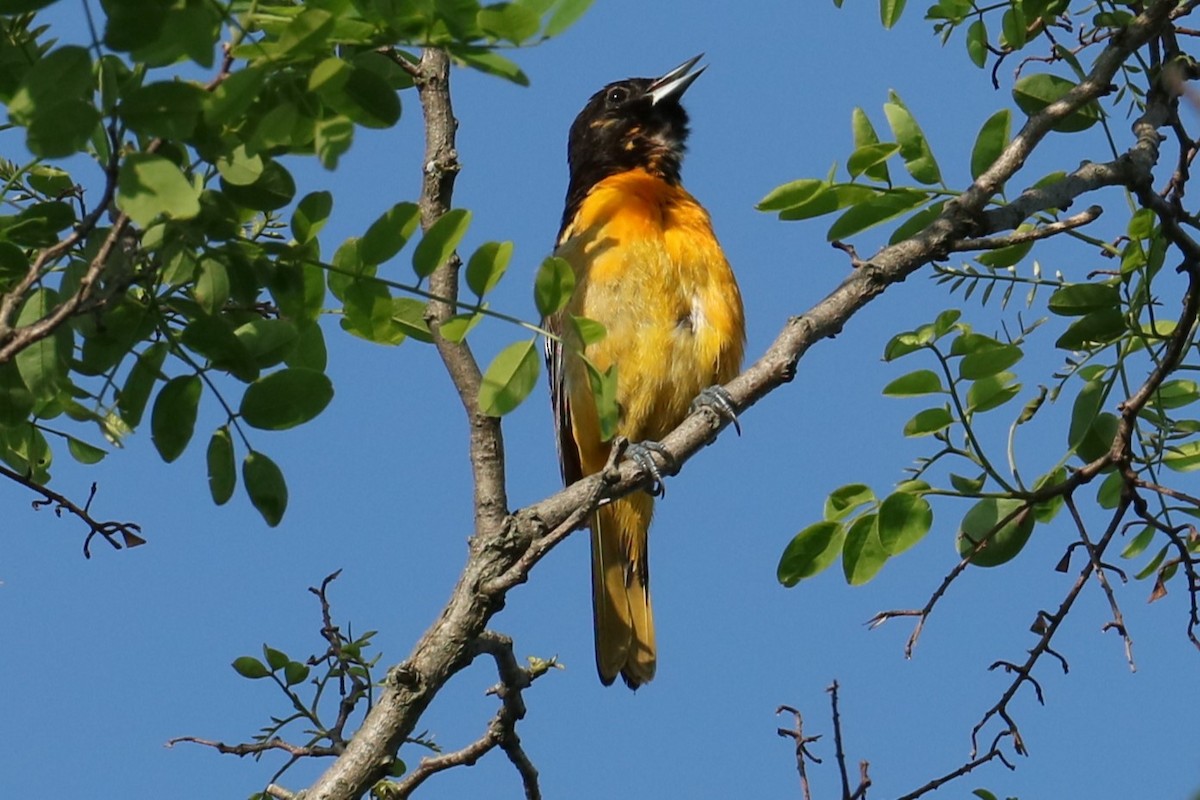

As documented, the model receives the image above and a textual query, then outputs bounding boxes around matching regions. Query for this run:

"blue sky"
[2,1,1198,798]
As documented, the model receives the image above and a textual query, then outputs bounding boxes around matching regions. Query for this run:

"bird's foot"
[624,439,676,497]
[691,385,741,436]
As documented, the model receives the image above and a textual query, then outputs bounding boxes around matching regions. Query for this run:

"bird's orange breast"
[555,168,745,473]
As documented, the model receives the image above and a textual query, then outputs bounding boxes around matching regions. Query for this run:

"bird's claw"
[691,385,741,436]
[625,440,675,497]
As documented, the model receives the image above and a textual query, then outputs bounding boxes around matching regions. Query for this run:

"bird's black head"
[563,55,705,219]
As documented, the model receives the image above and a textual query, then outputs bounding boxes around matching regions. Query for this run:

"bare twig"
[0,467,144,557]
[970,499,1131,758]
[165,736,338,758]
[950,205,1103,251]
[390,631,550,799]
[776,705,821,800]
[1064,495,1136,671]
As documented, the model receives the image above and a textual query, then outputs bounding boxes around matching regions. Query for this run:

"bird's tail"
[591,492,656,689]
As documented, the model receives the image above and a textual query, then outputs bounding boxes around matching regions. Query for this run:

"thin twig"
[950,205,1104,251]
[0,466,144,557]
[776,705,821,800]
[1065,495,1136,670]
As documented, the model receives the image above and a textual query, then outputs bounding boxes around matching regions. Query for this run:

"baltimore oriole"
[545,56,746,688]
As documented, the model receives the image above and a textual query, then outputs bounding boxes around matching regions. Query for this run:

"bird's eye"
[605,86,628,106]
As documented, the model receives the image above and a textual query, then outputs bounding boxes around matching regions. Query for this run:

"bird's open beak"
[647,54,706,105]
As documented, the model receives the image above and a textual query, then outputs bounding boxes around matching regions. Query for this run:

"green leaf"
[275,7,335,58]
[1047,282,1120,316]
[207,426,236,505]
[479,2,540,43]
[826,188,928,240]
[544,0,594,37]
[438,311,483,343]
[0,363,33,426]
[391,297,433,342]
[956,497,1035,567]
[360,202,421,266]
[263,646,289,671]
[284,661,310,686]
[1012,73,1101,132]
[214,144,263,187]
[842,514,887,585]
[883,92,942,184]
[193,257,230,315]
[151,375,202,463]
[1001,5,1027,49]
[879,0,906,28]
[231,656,271,679]
[286,322,328,371]
[966,19,988,68]
[1096,468,1124,509]
[1164,441,1200,472]
[236,319,299,368]
[1068,379,1105,450]
[882,369,942,397]
[27,166,74,197]
[534,256,575,317]
[970,109,1010,180]
[1055,309,1125,350]
[889,199,945,244]
[847,142,900,180]
[903,406,952,437]
[222,160,296,212]
[1152,380,1199,410]
[949,471,986,493]
[1120,526,1156,560]
[14,288,70,402]
[570,315,606,346]
[315,59,402,129]
[412,209,471,278]
[778,521,845,586]
[1128,208,1156,241]
[449,46,530,86]
[851,107,890,183]
[118,342,168,428]
[583,357,619,441]
[478,338,540,416]
[118,81,206,140]
[466,241,514,297]
[8,46,100,158]
[779,184,874,221]
[1032,467,1066,523]
[877,492,932,555]
[756,178,825,212]
[243,451,288,527]
[240,369,334,430]
[967,372,1021,413]
[293,191,333,244]
[67,436,107,464]
[959,344,1021,380]
[181,315,259,383]
[116,154,201,226]
[825,483,875,521]
[205,66,267,126]
[315,114,354,169]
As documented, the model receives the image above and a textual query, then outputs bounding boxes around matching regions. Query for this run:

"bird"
[545,55,746,689]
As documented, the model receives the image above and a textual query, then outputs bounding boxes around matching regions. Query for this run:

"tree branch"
[414,47,510,538]
[0,466,145,557]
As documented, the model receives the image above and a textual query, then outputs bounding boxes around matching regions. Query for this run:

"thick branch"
[414,47,509,537]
